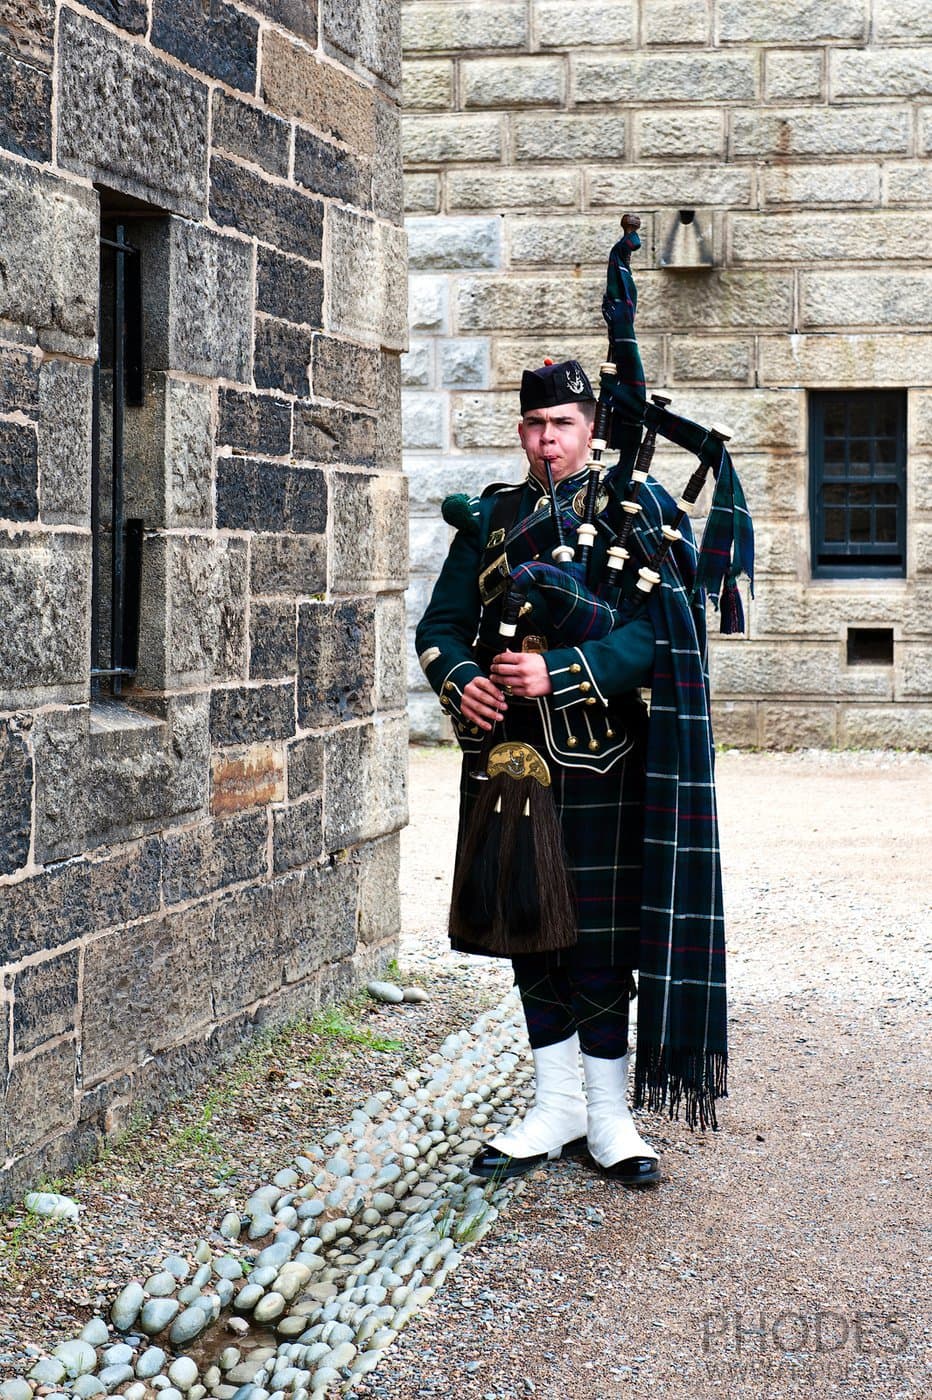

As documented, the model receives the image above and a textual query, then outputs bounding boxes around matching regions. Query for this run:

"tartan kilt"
[450,698,645,967]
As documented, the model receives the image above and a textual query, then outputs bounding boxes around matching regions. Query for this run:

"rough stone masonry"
[401,0,932,750]
[0,0,408,1199]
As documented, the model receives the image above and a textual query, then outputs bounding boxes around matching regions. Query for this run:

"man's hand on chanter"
[490,649,553,699]
[461,675,508,730]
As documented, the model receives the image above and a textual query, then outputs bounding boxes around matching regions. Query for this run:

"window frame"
[808,389,907,580]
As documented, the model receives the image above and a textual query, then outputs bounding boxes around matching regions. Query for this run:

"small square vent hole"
[847,627,894,665]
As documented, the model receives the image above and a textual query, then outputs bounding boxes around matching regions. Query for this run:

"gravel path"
[366,746,932,1400]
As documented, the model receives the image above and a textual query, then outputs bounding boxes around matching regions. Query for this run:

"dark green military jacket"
[415,468,655,772]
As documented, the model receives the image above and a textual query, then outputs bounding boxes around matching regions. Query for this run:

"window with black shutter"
[809,390,907,578]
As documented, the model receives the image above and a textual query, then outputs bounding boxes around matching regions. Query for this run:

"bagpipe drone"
[449,213,755,959]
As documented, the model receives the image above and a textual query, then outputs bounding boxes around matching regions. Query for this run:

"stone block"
[75,0,147,33]
[636,110,723,161]
[272,794,323,873]
[295,127,372,209]
[33,698,209,861]
[138,535,249,689]
[152,0,257,91]
[447,169,578,211]
[0,0,54,64]
[249,0,317,40]
[899,644,932,696]
[211,742,286,816]
[759,333,932,388]
[406,216,501,271]
[312,336,382,408]
[409,516,451,574]
[37,358,93,526]
[650,387,804,451]
[709,699,759,748]
[831,48,932,101]
[162,810,269,904]
[439,338,488,388]
[512,112,626,163]
[323,0,401,87]
[256,248,324,330]
[407,689,452,743]
[731,106,910,159]
[327,207,408,352]
[762,163,879,206]
[670,337,752,385]
[0,420,37,522]
[378,351,404,470]
[82,904,214,1085]
[801,272,932,330]
[323,716,408,850]
[507,214,641,267]
[0,836,162,965]
[404,173,439,213]
[634,271,795,332]
[141,218,253,383]
[405,454,524,508]
[12,949,79,1054]
[356,832,400,945]
[254,318,313,396]
[409,275,448,333]
[0,532,89,707]
[330,469,408,593]
[457,274,601,333]
[2,1039,75,1157]
[210,682,295,748]
[642,0,709,44]
[403,59,452,110]
[287,735,322,799]
[840,705,932,749]
[710,641,894,700]
[764,49,824,102]
[0,346,39,415]
[297,598,376,726]
[0,715,31,876]
[753,520,804,576]
[218,389,291,458]
[374,97,404,226]
[250,534,327,595]
[210,157,323,262]
[875,0,932,39]
[452,391,521,450]
[250,600,297,680]
[758,704,839,751]
[261,29,376,154]
[462,56,564,109]
[720,0,864,41]
[534,0,633,46]
[209,877,284,1015]
[886,164,932,204]
[211,91,291,178]
[749,580,926,640]
[120,373,213,530]
[58,10,208,220]
[589,163,751,208]
[375,593,406,710]
[722,452,804,519]
[491,335,663,389]
[911,390,932,446]
[215,459,324,534]
[733,211,927,264]
[401,391,446,449]
[401,2,526,52]
[401,341,432,388]
[0,49,51,161]
[293,402,377,467]
[0,164,96,355]
[574,51,756,105]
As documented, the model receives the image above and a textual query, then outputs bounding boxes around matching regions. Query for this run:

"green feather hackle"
[441,492,480,535]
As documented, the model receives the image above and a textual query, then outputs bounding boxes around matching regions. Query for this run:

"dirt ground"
[370,746,932,1400]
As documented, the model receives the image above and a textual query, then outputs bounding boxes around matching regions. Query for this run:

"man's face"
[518,403,593,484]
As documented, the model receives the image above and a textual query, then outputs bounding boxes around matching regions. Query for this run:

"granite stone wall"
[401,0,932,749]
[0,0,407,1199]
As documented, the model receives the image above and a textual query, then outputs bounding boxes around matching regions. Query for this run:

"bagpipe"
[449,214,755,959]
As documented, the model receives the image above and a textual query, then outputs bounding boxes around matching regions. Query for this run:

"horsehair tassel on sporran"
[449,583,577,957]
[577,366,615,583]
[602,390,671,598]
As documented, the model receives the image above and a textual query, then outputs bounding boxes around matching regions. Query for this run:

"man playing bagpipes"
[415,215,754,1187]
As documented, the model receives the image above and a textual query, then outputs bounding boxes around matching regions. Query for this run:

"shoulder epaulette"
[480,481,523,499]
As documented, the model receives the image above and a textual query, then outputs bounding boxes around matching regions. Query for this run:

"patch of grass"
[309,1005,404,1054]
[0,1199,62,1281]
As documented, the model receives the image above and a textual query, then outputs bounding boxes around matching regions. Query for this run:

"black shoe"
[470,1136,586,1181]
[593,1153,661,1187]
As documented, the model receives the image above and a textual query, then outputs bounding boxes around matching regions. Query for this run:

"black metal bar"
[121,518,144,673]
[111,223,127,697]
[90,354,103,694]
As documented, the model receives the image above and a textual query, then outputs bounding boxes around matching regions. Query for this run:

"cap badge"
[565,363,586,395]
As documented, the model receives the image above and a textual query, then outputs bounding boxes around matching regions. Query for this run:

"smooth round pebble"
[366,981,404,1004]
[136,1348,167,1379]
[168,1358,199,1390]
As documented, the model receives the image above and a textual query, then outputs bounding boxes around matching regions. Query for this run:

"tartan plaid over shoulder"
[631,476,728,1131]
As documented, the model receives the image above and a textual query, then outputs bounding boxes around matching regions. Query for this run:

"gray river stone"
[111,1282,145,1331]
[72,1377,106,1398]
[79,1319,110,1346]
[168,1358,199,1390]
[102,1344,134,1367]
[214,1255,244,1280]
[53,1340,97,1377]
[136,1348,167,1378]
[366,981,404,1004]
[254,1241,292,1271]
[402,986,430,1003]
[140,1298,180,1334]
[253,1292,286,1323]
[220,1212,242,1240]
[2,1382,35,1400]
[29,1359,67,1386]
[170,1307,210,1346]
[233,1282,264,1312]
[144,1271,178,1297]
[97,1364,135,1392]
